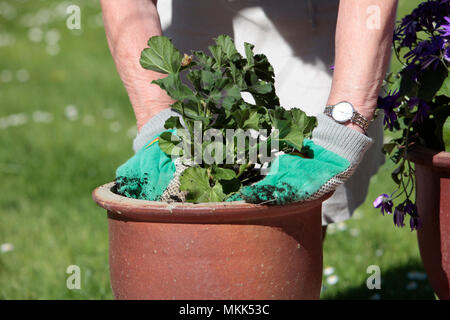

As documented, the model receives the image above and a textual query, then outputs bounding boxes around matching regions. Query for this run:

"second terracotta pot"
[409,145,450,300]
[93,182,332,300]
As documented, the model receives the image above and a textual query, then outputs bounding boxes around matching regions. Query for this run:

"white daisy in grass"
[102,108,115,119]
[0,243,14,253]
[28,27,43,42]
[0,32,15,47]
[110,121,122,133]
[0,2,17,20]
[349,228,360,237]
[46,44,60,56]
[323,266,335,276]
[16,69,30,82]
[127,126,137,138]
[0,113,28,129]
[45,29,60,45]
[326,275,339,286]
[1,70,13,82]
[65,105,78,121]
[32,111,53,123]
[336,222,347,231]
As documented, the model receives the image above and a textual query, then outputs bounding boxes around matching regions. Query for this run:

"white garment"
[157,0,385,225]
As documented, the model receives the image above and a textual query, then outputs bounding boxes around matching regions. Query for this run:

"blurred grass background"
[0,0,436,299]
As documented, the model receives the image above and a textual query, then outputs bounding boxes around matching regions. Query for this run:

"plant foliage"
[140,35,317,202]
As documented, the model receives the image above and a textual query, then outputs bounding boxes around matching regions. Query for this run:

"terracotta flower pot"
[408,145,450,300]
[92,182,332,300]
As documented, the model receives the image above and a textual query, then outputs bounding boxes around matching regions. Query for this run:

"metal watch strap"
[324,106,333,117]
[324,105,370,133]
[351,112,370,133]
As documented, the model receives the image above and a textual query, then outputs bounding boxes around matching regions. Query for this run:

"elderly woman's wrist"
[312,114,373,165]
[133,108,182,152]
[327,87,379,120]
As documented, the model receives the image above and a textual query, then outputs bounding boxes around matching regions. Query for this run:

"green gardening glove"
[115,131,176,201]
[114,109,186,201]
[227,114,373,205]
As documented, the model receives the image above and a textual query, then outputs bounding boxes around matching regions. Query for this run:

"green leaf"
[211,166,236,180]
[208,44,223,68]
[242,110,260,130]
[171,101,200,121]
[152,73,197,102]
[193,50,215,69]
[303,116,317,136]
[228,62,246,88]
[246,81,273,95]
[215,35,240,61]
[391,161,405,185]
[140,36,182,74]
[253,53,276,82]
[220,178,242,194]
[418,65,447,102]
[158,132,183,157]
[444,116,450,152]
[290,108,317,135]
[290,108,306,128]
[382,142,397,155]
[280,131,304,151]
[180,167,226,202]
[437,75,450,98]
[396,66,417,97]
[269,108,290,138]
[222,85,242,109]
[244,42,255,66]
[164,116,183,130]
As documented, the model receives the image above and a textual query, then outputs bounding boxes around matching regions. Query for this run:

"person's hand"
[228,114,373,205]
[114,109,187,202]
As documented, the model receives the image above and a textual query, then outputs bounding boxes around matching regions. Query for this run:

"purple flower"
[444,46,450,61]
[410,216,423,231]
[330,65,335,71]
[393,204,406,227]
[373,194,393,215]
[396,1,450,48]
[408,97,431,123]
[397,19,418,48]
[439,16,450,37]
[403,199,417,215]
[401,200,423,231]
[377,90,401,130]
[404,37,444,70]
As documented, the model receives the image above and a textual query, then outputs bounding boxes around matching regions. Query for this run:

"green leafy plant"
[140,35,316,202]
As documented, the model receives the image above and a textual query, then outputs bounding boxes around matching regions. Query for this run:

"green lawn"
[0,0,435,299]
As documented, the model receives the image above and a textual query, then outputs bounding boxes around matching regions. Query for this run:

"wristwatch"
[324,101,370,133]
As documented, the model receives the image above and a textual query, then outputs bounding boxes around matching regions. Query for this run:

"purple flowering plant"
[374,0,450,230]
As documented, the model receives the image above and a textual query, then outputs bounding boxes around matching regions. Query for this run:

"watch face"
[331,102,354,123]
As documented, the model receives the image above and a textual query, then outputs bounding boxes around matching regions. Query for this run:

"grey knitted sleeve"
[311,114,373,165]
[133,109,182,153]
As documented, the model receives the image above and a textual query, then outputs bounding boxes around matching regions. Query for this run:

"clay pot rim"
[92,182,332,223]
[407,145,450,173]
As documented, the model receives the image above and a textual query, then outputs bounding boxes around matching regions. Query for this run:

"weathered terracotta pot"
[408,145,450,300]
[92,182,332,300]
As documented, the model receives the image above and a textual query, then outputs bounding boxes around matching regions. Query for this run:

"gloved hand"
[227,114,373,205]
[114,109,188,202]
